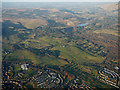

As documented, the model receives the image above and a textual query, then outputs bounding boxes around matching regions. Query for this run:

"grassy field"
[5,50,68,66]
[21,36,68,49]
[38,56,68,66]
[93,29,118,36]
[14,65,21,71]
[50,45,104,64]
[38,36,68,45]
[19,19,47,29]
[5,50,39,62]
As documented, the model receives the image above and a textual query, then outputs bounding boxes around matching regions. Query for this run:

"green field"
[5,50,68,66]
[14,65,21,71]
[38,56,68,66]
[93,29,118,36]
[51,45,104,64]
[20,36,68,49]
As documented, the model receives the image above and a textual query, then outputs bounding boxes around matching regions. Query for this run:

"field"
[50,45,104,64]
[19,19,47,29]
[14,65,21,71]
[93,29,118,36]
[5,50,68,66]
[21,36,68,49]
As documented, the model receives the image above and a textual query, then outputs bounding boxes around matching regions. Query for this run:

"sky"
[2,0,120,2]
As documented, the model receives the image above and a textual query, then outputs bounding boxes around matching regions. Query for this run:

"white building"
[21,64,29,70]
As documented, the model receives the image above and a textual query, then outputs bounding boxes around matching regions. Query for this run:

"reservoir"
[77,23,89,27]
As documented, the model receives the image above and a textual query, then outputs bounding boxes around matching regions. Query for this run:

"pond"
[77,23,89,27]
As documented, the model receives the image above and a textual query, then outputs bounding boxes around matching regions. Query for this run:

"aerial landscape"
[1,2,120,89]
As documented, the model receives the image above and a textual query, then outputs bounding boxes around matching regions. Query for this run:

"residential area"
[31,70,63,88]
[98,68,120,88]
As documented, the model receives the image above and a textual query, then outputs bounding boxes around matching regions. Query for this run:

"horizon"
[2,0,119,2]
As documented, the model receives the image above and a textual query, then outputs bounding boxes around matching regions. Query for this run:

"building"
[21,64,29,70]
